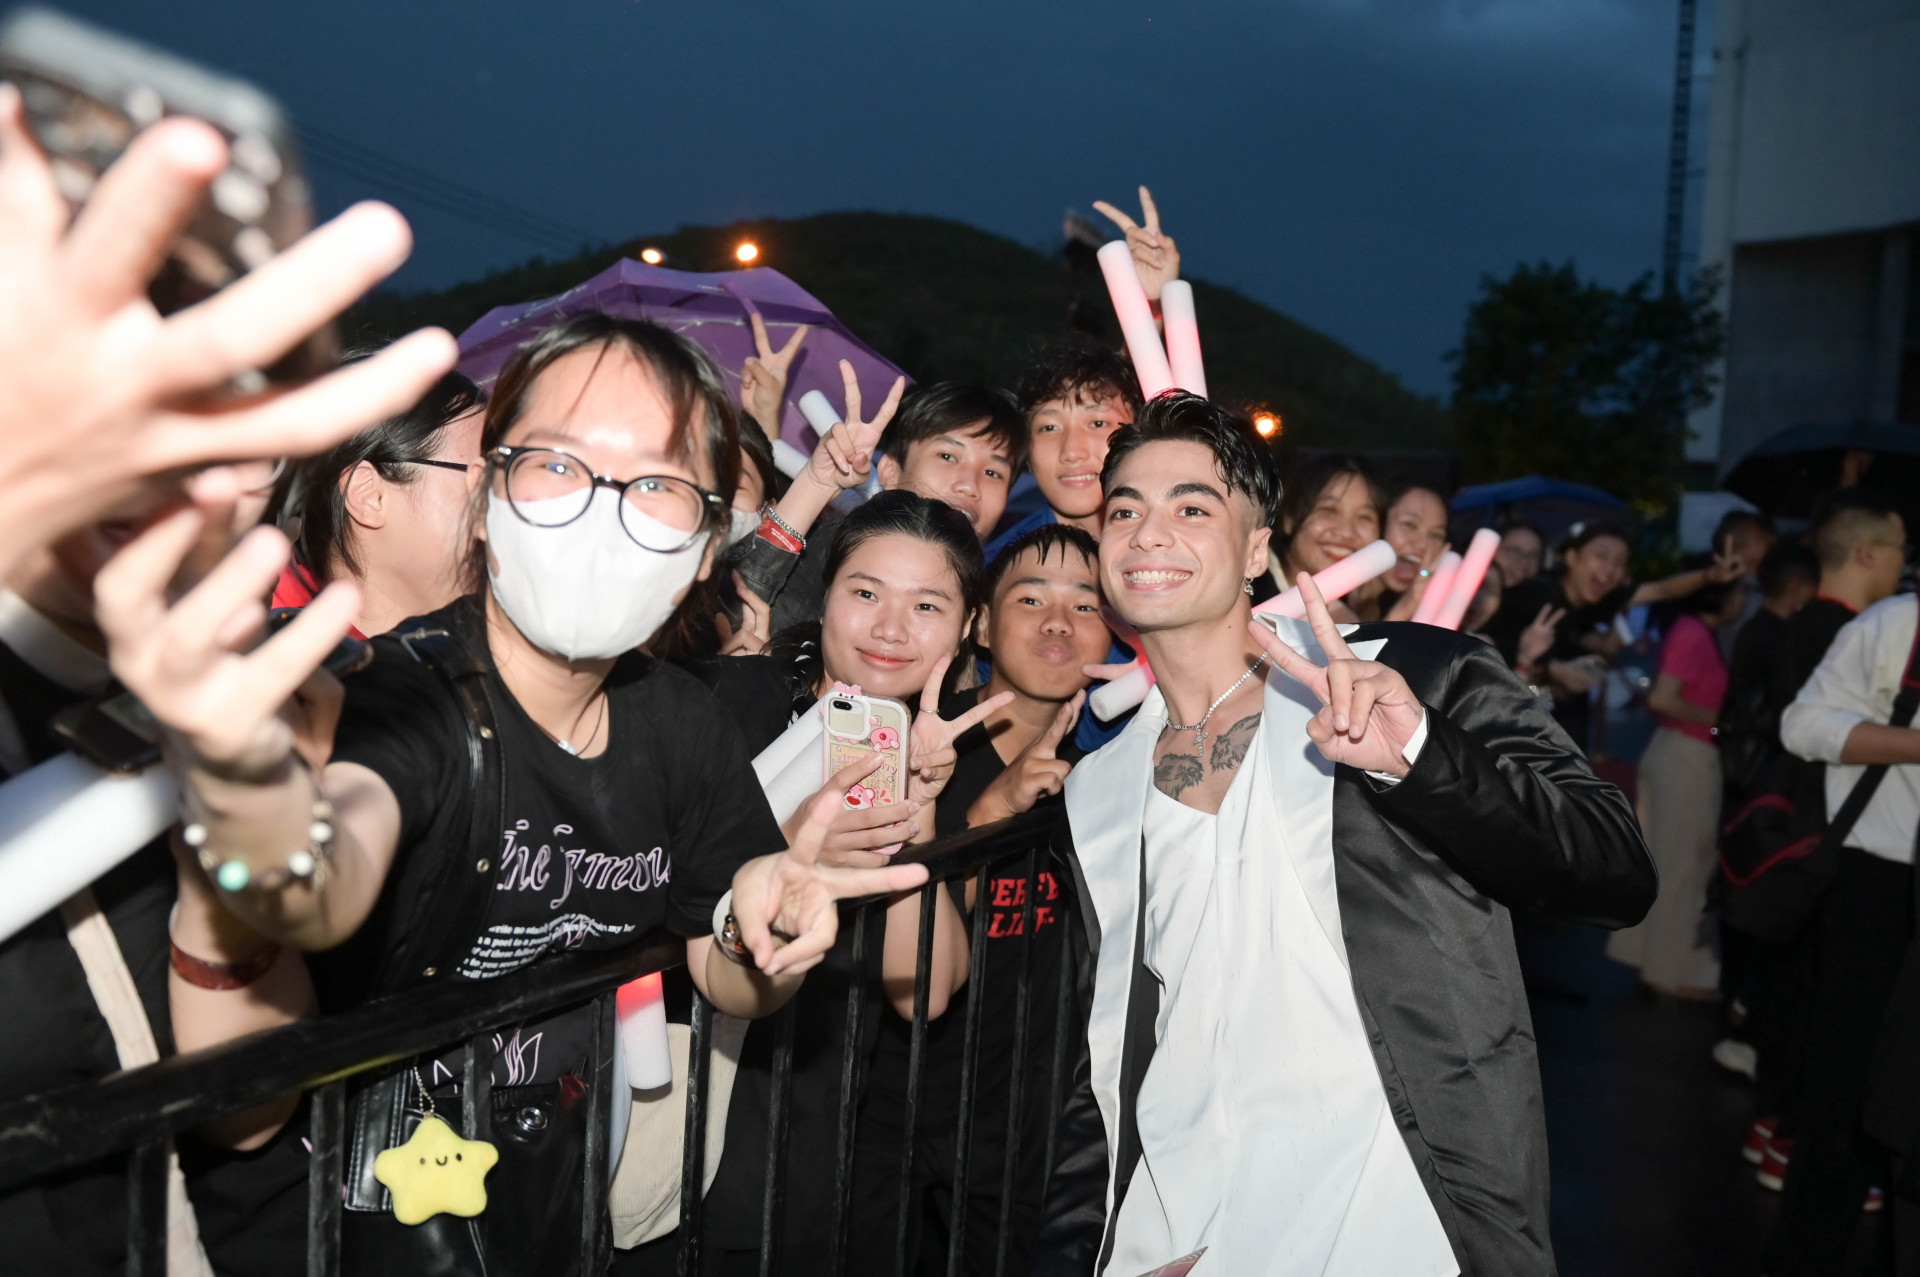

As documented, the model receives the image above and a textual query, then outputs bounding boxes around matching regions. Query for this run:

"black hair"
[875,381,1026,476]
[1808,488,1903,571]
[738,423,789,506]
[1496,517,1546,545]
[1016,338,1144,419]
[1386,481,1449,515]
[1712,508,1775,550]
[1672,554,1741,618]
[468,313,743,591]
[1758,540,1820,599]
[984,522,1100,599]
[1560,521,1633,557]
[1101,392,1283,527]
[272,359,484,581]
[765,490,986,709]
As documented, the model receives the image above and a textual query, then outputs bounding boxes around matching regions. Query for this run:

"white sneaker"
[1712,1038,1758,1080]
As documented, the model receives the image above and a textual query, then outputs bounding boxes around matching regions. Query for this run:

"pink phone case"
[822,692,911,810]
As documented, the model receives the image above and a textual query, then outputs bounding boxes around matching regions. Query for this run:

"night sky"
[52,0,1697,397]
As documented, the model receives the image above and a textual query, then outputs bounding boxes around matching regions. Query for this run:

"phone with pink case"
[822,691,911,811]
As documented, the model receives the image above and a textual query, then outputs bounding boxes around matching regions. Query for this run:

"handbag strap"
[1819,612,1920,854]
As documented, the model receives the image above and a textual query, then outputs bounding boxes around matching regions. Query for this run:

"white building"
[1689,0,1920,470]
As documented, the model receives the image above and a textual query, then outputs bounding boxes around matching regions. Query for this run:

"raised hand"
[731,755,933,976]
[968,691,1082,825]
[0,87,455,584]
[738,312,809,441]
[904,655,1015,804]
[96,505,359,779]
[803,359,908,492]
[1249,571,1427,777]
[1517,605,1565,670]
[1092,185,1181,303]
[717,572,773,657]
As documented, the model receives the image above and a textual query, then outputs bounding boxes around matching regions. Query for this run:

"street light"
[639,247,664,265]
[1254,413,1281,438]
[735,242,759,264]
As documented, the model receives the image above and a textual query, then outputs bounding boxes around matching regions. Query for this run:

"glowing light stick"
[798,390,841,435]
[1092,540,1400,721]
[617,971,673,1089]
[1432,528,1502,631]
[0,753,178,945]
[1159,280,1206,397]
[1255,539,1399,621]
[1096,241,1174,398]
[1411,552,1463,625]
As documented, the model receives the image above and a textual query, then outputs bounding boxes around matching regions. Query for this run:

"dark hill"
[345,211,1445,450]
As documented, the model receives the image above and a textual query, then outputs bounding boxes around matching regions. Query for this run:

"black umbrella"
[1723,421,1920,521]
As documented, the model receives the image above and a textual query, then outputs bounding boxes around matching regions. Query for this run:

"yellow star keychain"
[373,1071,500,1225]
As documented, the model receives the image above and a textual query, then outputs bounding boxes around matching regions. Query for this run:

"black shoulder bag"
[1720,620,1920,943]
[337,625,602,1276]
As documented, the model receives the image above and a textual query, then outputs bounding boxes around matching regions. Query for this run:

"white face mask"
[726,506,759,549]
[486,488,709,661]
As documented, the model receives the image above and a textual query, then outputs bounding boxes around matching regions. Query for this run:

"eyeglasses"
[414,458,470,475]
[488,445,725,553]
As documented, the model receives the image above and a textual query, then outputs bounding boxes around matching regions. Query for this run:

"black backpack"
[1719,618,1920,942]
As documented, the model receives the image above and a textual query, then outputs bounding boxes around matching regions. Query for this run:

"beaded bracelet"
[183,791,337,894]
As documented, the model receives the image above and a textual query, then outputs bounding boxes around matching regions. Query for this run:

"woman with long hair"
[1261,452,1383,622]
[97,313,924,1276]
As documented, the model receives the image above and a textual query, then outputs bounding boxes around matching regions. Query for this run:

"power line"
[1661,0,1699,290]
[294,124,605,253]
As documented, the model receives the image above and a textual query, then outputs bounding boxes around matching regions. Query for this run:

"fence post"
[306,1082,346,1277]
[679,989,712,1277]
[125,1140,167,1277]
[829,908,873,1277]
[945,865,994,1277]
[581,992,614,1274]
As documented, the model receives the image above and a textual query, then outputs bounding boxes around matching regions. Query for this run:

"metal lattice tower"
[1662,0,1699,291]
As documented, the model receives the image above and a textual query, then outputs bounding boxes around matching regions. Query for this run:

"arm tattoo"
[1208,712,1262,772]
[1153,752,1204,800]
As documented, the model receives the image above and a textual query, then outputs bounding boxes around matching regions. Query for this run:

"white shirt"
[1780,592,1920,865]
[1109,731,1456,1277]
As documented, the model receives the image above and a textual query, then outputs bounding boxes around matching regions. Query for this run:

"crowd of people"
[0,62,1912,1277]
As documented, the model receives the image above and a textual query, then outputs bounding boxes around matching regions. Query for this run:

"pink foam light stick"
[1432,528,1503,631]
[1254,538,1399,620]
[1159,280,1207,397]
[1097,241,1175,398]
[1411,551,1463,625]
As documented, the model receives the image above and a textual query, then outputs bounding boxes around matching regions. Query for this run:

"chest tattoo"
[1154,712,1263,800]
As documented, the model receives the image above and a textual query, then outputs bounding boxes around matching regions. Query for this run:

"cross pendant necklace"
[1165,655,1268,749]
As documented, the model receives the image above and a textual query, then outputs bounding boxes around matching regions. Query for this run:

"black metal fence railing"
[0,804,1072,1277]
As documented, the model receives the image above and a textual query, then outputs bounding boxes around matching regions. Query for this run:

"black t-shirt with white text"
[322,598,783,1083]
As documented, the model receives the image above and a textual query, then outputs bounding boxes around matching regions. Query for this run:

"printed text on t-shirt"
[495,819,672,911]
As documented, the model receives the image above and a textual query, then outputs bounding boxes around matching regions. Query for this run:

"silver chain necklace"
[1165,655,1268,749]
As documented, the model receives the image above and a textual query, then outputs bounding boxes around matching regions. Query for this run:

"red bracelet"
[170,938,280,990]
[756,514,804,555]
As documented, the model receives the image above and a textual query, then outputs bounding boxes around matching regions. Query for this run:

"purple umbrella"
[454,258,908,456]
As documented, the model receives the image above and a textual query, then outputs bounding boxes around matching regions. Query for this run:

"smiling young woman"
[1259,452,1384,620]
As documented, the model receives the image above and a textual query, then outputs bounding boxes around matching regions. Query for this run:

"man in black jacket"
[1032,395,1655,1277]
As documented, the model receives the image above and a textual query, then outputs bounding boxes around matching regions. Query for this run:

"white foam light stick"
[798,390,841,436]
[1255,539,1399,621]
[1432,528,1502,631]
[770,439,809,479]
[1159,280,1207,397]
[1092,540,1400,722]
[1096,241,1175,398]
[1411,552,1463,625]
[0,752,178,945]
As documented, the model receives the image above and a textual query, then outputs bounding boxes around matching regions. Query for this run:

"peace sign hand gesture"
[903,656,1015,805]
[1092,185,1181,303]
[805,358,908,493]
[739,312,809,441]
[968,691,1082,825]
[1248,571,1427,777]
[732,753,933,976]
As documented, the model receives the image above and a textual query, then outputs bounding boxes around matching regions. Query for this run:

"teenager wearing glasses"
[97,314,926,1275]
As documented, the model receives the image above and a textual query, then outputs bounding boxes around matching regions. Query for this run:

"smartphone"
[50,690,161,775]
[265,607,373,678]
[822,691,910,810]
[0,7,333,384]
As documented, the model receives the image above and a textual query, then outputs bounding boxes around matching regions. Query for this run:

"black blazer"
[1032,622,1657,1277]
